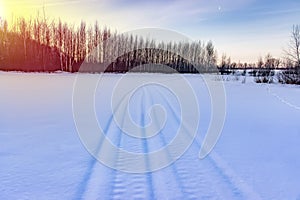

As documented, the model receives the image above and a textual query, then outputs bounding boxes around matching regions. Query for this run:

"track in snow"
[75,82,260,200]
[1,73,300,199]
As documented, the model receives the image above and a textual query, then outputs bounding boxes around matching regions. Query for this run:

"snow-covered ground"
[0,72,300,199]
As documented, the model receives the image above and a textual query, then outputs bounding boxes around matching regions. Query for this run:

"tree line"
[219,25,300,72]
[218,25,300,84]
[0,17,218,73]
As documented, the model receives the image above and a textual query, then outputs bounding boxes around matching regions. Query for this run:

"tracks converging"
[75,82,260,199]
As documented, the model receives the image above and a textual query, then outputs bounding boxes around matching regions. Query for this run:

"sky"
[1,0,300,63]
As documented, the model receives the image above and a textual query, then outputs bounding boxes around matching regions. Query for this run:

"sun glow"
[0,0,5,19]
[0,0,40,23]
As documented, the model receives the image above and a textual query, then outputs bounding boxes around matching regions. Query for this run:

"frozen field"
[0,72,300,199]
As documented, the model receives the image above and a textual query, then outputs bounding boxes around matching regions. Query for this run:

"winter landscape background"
[0,72,300,199]
[1,0,300,199]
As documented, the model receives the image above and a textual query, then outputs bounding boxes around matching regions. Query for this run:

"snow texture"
[0,72,300,199]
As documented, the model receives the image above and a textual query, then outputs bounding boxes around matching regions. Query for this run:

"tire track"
[108,88,154,199]
[140,89,156,199]
[108,109,127,199]
[152,88,220,199]
[76,90,132,199]
[109,90,147,199]
[145,86,190,199]
[76,77,261,199]
[75,113,115,199]
[156,89,261,199]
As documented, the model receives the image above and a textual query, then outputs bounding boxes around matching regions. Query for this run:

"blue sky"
[2,0,300,62]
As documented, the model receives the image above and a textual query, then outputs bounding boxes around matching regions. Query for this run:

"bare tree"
[220,53,227,68]
[206,41,217,71]
[265,53,274,69]
[18,18,28,61]
[285,25,300,70]
[257,56,264,68]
